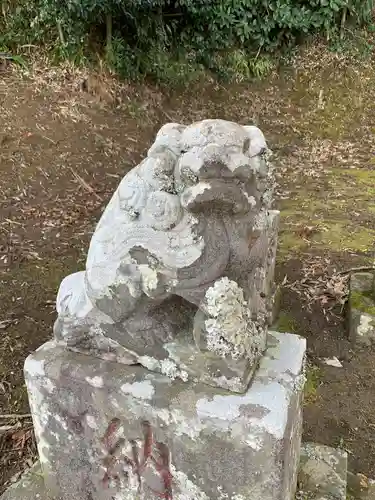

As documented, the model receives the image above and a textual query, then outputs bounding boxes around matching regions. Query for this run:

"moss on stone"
[274,312,299,333]
[304,365,322,406]
[350,290,375,316]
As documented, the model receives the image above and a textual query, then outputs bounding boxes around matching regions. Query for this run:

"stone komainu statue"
[54,119,279,392]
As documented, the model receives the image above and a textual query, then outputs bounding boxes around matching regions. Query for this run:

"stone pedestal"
[22,331,305,500]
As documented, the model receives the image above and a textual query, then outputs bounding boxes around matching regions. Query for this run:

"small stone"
[347,272,375,345]
[356,473,370,488]
[298,443,347,500]
[322,357,342,368]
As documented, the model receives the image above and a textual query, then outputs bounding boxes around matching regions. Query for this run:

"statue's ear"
[243,125,268,157]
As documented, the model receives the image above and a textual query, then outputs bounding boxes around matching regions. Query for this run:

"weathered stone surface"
[53,119,279,391]
[0,463,45,500]
[297,443,347,500]
[23,330,305,500]
[347,272,375,345]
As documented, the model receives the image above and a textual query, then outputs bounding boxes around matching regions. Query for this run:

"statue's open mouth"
[181,179,255,215]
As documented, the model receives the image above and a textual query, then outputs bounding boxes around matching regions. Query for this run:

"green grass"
[304,365,323,405]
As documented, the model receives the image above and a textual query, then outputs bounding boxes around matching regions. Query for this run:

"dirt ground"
[0,47,375,492]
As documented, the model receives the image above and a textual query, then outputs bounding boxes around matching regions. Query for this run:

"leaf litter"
[284,256,349,314]
[0,416,36,486]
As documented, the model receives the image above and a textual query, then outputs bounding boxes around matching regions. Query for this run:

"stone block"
[24,331,306,500]
[347,272,375,345]
[297,442,347,500]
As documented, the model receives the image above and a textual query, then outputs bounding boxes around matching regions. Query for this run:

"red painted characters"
[100,418,173,499]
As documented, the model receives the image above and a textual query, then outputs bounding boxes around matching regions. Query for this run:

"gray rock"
[347,272,375,345]
[22,330,305,500]
[53,119,279,391]
[297,443,347,500]
[347,471,375,499]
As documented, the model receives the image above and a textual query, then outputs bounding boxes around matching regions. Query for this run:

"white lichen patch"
[180,182,212,207]
[138,264,158,294]
[253,210,268,231]
[137,355,188,383]
[85,375,104,388]
[111,456,141,500]
[210,375,244,393]
[114,265,142,299]
[204,277,264,363]
[113,392,203,440]
[170,464,209,500]
[358,313,374,337]
[165,408,203,439]
[293,373,307,393]
[161,359,179,379]
[24,357,45,377]
[242,191,257,208]
[162,345,191,382]
[160,359,188,382]
[138,355,161,372]
[89,324,109,337]
[196,379,289,447]
[85,415,98,430]
[121,380,155,400]
[26,384,51,464]
[43,378,55,394]
[191,182,211,195]
[53,413,68,431]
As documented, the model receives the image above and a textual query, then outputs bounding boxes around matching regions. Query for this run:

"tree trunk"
[106,12,113,59]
